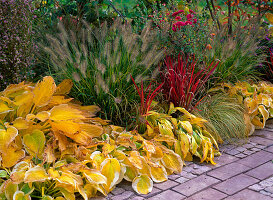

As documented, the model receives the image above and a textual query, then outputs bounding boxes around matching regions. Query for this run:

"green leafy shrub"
[41,19,164,126]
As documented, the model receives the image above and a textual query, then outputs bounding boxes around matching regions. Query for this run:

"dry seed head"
[96,73,109,93]
[95,58,106,74]
[72,72,81,82]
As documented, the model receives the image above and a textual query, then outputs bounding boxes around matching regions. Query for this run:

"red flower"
[185,21,193,25]
[186,14,193,21]
[172,10,184,17]
[189,9,195,14]
[175,16,182,20]
[193,19,197,23]
[172,25,177,32]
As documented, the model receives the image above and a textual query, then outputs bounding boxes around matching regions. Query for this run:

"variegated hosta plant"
[0,76,183,199]
[211,81,273,133]
[141,103,220,165]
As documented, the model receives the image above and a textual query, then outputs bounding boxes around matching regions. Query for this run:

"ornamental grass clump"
[194,94,248,143]
[0,0,36,90]
[0,76,185,199]
[206,17,266,85]
[41,19,164,126]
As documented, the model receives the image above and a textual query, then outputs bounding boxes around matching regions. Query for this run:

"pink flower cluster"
[171,9,197,32]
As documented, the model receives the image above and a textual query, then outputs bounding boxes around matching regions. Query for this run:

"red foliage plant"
[131,76,164,116]
[161,54,219,111]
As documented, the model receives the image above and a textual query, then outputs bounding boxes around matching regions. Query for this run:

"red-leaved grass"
[161,54,219,111]
[131,76,164,115]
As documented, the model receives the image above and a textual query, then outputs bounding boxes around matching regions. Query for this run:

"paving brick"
[245,161,273,180]
[237,150,273,168]
[260,190,272,196]
[168,174,180,180]
[235,146,247,152]
[249,136,273,146]
[235,153,247,158]
[154,180,178,190]
[175,176,189,183]
[264,145,273,153]
[225,149,240,156]
[242,143,255,149]
[211,153,239,168]
[130,196,145,200]
[207,162,251,180]
[249,184,264,191]
[251,147,261,152]
[224,189,272,200]
[111,191,134,200]
[111,187,125,195]
[213,174,259,195]
[243,150,255,155]
[186,188,227,200]
[173,175,220,197]
[147,190,186,200]
[179,171,197,179]
[139,187,161,198]
[189,164,211,175]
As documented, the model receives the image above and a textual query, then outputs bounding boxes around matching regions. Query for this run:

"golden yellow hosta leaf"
[0,126,18,152]
[112,150,126,161]
[56,171,83,188]
[258,105,269,129]
[128,151,143,169]
[13,191,31,200]
[100,158,121,191]
[35,111,50,122]
[10,162,29,184]
[33,76,56,107]
[102,143,115,156]
[84,184,97,198]
[14,91,33,106]
[1,146,25,168]
[79,123,103,138]
[49,96,73,105]
[244,97,258,114]
[48,167,60,179]
[43,143,56,163]
[178,121,193,134]
[55,79,73,95]
[150,165,167,183]
[132,175,153,194]
[49,104,85,121]
[200,140,209,163]
[179,131,190,159]
[51,121,80,135]
[58,188,76,200]
[55,197,65,200]
[24,166,48,183]
[23,129,45,158]
[12,118,29,130]
[0,101,13,114]
[161,150,183,173]
[83,170,107,185]
[124,165,138,181]
[2,180,18,200]
[151,146,164,161]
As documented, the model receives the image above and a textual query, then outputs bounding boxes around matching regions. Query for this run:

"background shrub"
[0,0,36,90]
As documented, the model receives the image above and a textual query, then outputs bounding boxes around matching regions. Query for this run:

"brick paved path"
[97,120,273,200]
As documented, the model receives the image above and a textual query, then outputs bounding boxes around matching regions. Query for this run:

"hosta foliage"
[140,103,220,165]
[0,76,185,199]
[211,81,273,132]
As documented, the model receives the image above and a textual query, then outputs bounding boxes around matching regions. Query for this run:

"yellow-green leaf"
[132,175,153,194]
[23,129,45,158]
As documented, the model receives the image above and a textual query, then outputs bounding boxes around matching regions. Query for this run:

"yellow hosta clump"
[141,103,220,165]
[0,76,184,199]
[211,81,273,132]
